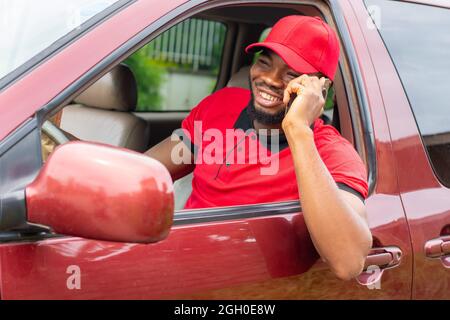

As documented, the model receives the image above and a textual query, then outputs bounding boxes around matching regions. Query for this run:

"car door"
[0,0,412,299]
[357,0,450,299]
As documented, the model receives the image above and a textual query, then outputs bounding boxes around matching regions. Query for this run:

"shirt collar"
[233,99,289,151]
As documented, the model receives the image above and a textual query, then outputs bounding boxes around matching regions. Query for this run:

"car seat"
[60,64,149,152]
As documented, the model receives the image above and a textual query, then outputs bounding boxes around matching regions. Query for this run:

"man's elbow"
[332,258,366,281]
[331,238,372,281]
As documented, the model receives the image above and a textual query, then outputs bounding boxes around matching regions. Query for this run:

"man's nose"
[261,68,284,89]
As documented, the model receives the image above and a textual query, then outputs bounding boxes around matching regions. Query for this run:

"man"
[146,16,372,280]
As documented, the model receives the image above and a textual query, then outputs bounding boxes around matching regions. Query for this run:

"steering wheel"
[42,120,71,145]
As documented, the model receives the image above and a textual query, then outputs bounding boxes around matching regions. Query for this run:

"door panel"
[0,214,313,299]
[352,0,450,299]
[0,209,410,299]
[335,0,415,298]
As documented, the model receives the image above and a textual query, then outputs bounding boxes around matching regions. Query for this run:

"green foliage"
[124,50,166,111]
[123,19,226,111]
[325,86,336,110]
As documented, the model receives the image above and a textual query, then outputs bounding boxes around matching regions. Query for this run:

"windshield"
[0,0,120,80]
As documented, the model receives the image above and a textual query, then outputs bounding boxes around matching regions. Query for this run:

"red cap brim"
[245,42,319,76]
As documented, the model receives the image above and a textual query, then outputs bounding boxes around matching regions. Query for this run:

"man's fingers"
[283,82,304,105]
[318,77,331,99]
[290,82,303,94]
[283,89,291,105]
[283,81,294,105]
[283,75,329,105]
[298,74,310,83]
[284,82,299,103]
[320,77,327,86]
[320,77,332,90]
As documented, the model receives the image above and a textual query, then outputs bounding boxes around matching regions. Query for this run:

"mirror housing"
[26,142,174,243]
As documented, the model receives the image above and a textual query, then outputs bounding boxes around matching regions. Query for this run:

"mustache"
[254,81,284,97]
[247,97,286,125]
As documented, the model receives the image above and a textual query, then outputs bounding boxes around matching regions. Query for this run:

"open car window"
[35,2,367,219]
[125,18,227,112]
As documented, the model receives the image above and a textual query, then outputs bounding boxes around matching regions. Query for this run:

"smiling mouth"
[259,90,281,102]
[255,87,283,106]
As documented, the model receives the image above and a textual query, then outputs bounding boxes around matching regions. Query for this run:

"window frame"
[363,0,450,189]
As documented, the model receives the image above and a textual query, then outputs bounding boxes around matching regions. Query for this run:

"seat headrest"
[226,66,251,89]
[74,64,137,112]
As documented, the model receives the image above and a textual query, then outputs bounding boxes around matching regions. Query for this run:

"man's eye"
[287,72,300,79]
[258,59,269,66]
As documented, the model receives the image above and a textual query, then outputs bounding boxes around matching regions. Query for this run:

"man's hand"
[282,75,331,130]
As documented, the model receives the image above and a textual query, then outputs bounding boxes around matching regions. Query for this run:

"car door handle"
[363,246,402,271]
[357,246,402,287]
[424,235,450,258]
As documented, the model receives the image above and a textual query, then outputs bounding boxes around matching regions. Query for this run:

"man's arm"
[282,75,372,281]
[145,136,195,181]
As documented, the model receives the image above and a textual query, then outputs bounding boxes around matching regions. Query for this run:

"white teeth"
[259,91,280,102]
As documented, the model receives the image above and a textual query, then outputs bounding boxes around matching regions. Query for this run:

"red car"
[0,0,449,299]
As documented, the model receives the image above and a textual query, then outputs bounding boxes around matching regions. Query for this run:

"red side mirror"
[26,142,174,243]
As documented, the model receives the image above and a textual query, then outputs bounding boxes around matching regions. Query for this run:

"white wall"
[159,71,216,111]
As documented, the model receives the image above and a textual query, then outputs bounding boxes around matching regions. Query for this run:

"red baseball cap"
[245,16,340,80]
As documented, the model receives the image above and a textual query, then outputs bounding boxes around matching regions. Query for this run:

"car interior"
[42,3,360,211]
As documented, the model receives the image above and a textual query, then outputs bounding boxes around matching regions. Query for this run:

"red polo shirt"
[179,87,368,209]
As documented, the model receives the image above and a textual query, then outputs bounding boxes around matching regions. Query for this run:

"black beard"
[247,75,285,126]
[246,97,285,126]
